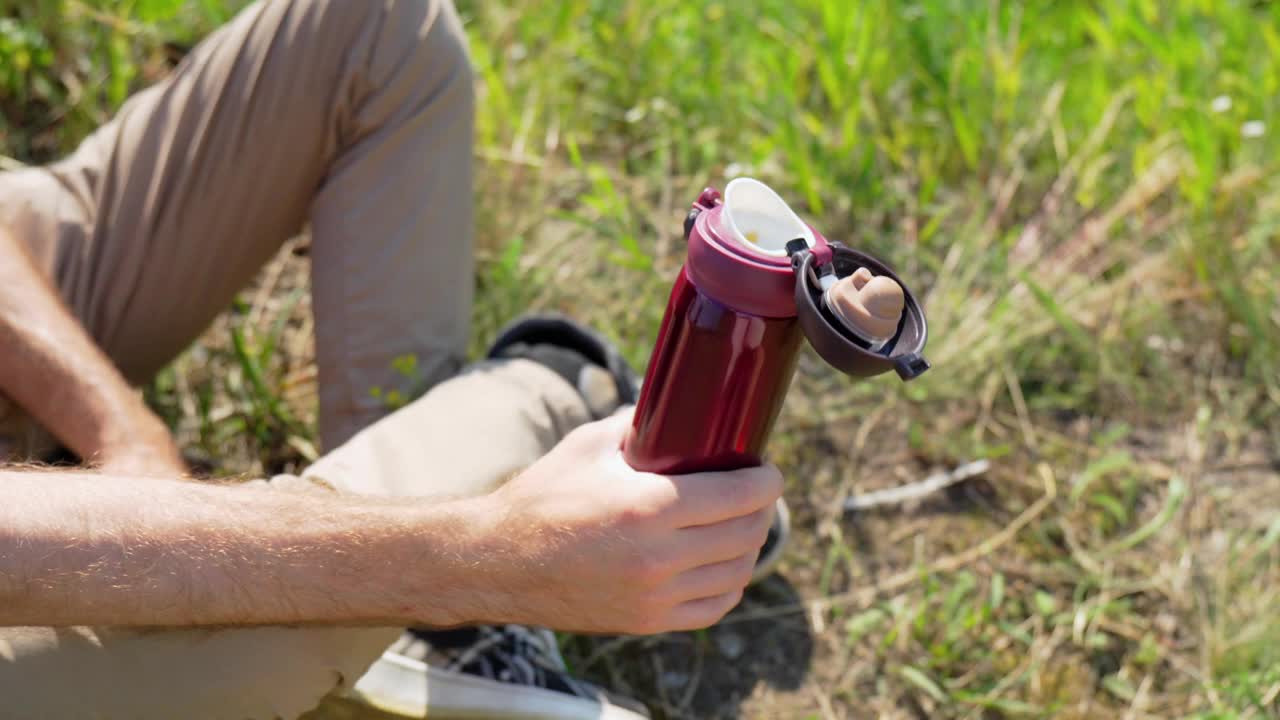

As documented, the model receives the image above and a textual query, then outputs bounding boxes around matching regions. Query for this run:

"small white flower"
[624,106,646,123]
[1210,95,1232,113]
[508,43,527,62]
[724,162,751,178]
[1242,120,1266,138]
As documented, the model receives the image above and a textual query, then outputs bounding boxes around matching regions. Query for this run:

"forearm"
[0,226,176,465]
[0,469,491,628]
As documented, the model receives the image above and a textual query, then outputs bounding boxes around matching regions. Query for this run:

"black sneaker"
[487,313,639,419]
[345,626,650,719]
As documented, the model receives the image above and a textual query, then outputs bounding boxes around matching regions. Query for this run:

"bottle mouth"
[722,177,815,257]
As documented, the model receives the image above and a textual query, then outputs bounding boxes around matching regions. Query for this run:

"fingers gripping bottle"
[622,178,931,475]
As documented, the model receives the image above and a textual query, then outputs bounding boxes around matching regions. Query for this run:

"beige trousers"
[1,0,476,453]
[0,0,593,717]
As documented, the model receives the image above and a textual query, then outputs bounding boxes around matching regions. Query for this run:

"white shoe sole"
[344,650,648,720]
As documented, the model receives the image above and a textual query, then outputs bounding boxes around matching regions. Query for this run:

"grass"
[4,0,1280,717]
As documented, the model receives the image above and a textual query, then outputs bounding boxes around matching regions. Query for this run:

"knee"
[303,0,474,92]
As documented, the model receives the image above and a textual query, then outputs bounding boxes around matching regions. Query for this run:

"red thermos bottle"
[622,178,930,475]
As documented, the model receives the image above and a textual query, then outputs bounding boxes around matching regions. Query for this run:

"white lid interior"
[722,177,815,257]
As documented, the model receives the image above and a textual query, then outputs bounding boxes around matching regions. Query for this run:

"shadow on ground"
[567,573,815,719]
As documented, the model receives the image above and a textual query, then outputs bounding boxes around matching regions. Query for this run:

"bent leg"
[2,0,473,452]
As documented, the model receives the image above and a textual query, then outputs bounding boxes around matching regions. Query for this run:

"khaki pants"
[0,0,593,717]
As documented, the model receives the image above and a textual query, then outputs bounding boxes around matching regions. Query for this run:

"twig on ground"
[1122,672,1154,720]
[844,459,991,512]
[808,681,840,720]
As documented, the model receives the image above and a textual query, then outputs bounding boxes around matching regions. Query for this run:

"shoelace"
[426,625,599,699]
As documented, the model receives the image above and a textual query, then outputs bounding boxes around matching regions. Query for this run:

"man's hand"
[0,225,182,469]
[470,410,783,634]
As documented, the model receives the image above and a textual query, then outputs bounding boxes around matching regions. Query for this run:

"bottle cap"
[787,241,930,381]
[679,180,930,381]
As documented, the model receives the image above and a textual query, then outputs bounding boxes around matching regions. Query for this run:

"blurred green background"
[2,1,1278,717]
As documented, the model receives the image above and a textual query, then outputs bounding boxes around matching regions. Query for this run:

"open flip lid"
[680,176,930,380]
[787,240,930,381]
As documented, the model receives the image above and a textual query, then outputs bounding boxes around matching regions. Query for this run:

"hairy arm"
[0,226,182,472]
[0,414,783,634]
[0,469,491,628]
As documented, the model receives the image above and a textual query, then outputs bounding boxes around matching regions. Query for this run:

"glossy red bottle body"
[622,187,828,475]
[623,266,803,474]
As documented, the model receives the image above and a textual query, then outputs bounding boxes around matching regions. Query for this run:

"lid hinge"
[684,188,723,241]
[785,237,832,266]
